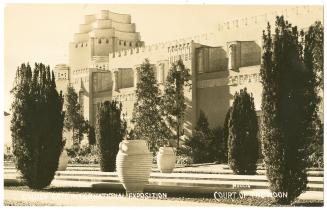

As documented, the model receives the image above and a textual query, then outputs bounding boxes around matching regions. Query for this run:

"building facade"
[54,7,323,141]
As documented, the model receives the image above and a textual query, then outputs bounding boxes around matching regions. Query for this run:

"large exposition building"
[54,7,323,140]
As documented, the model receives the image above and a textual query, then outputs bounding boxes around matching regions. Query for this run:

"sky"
[3,4,323,111]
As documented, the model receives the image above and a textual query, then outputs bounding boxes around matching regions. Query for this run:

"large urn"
[157,147,176,173]
[57,150,69,171]
[116,140,152,193]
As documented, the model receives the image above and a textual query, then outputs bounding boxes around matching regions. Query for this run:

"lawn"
[4,186,323,207]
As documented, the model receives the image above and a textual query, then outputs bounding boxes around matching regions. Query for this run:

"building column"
[158,63,165,83]
[228,43,236,70]
[133,66,139,87]
[112,69,119,91]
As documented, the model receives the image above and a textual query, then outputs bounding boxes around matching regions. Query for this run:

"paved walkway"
[4,189,237,206]
[5,163,324,176]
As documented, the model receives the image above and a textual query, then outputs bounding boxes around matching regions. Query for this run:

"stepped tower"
[68,10,144,124]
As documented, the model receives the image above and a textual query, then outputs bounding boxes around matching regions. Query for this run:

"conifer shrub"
[185,111,226,164]
[88,125,96,146]
[227,88,259,175]
[95,101,126,172]
[261,17,322,204]
[11,63,65,189]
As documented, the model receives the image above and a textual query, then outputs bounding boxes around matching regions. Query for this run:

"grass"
[4,185,323,207]
[4,200,59,206]
[171,196,323,207]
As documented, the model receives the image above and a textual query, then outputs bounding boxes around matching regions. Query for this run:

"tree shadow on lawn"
[179,163,219,168]
[291,201,324,207]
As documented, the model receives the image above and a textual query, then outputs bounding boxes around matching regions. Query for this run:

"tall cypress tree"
[96,100,126,172]
[227,88,258,175]
[261,16,319,204]
[303,21,324,167]
[132,59,170,153]
[64,86,86,146]
[222,108,231,163]
[162,59,191,152]
[11,63,64,189]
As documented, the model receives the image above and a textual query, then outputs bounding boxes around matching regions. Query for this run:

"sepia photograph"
[2,1,324,207]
